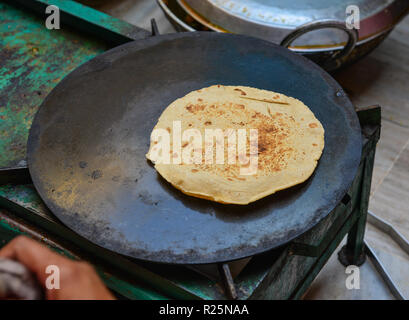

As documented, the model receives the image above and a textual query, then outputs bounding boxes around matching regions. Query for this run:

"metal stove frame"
[0,0,384,299]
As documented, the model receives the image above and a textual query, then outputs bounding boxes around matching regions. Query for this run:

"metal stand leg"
[218,263,237,300]
[338,215,367,266]
[151,18,160,36]
[338,148,376,266]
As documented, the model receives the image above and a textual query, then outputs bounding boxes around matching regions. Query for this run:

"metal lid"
[181,0,407,46]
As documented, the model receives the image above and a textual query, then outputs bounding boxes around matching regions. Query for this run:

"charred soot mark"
[91,170,103,180]
[79,161,88,168]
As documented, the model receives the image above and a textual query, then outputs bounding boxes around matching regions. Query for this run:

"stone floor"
[84,0,409,299]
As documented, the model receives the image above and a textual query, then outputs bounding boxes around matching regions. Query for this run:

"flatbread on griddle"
[146,85,324,205]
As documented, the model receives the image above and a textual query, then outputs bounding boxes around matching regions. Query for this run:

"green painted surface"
[0,184,46,212]
[0,215,22,235]
[35,0,146,38]
[100,271,169,300]
[0,2,109,169]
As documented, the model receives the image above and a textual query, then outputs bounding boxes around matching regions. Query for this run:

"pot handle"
[280,20,358,71]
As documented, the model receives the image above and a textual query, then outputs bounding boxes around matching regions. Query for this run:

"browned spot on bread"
[198,98,203,102]
[166,100,298,179]
[186,103,206,113]
[166,127,171,133]
[258,145,267,154]
[191,169,198,173]
[309,123,318,128]
[182,142,189,148]
[312,143,318,146]
[234,88,247,95]
[264,125,277,133]
[194,102,294,177]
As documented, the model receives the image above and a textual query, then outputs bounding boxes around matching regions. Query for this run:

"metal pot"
[158,0,409,71]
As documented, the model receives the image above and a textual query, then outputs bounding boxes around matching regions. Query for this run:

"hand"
[0,236,115,300]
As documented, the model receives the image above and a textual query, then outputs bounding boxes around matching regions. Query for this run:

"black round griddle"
[27,33,361,264]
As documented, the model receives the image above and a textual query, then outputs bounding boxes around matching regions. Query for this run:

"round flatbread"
[146,85,324,205]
